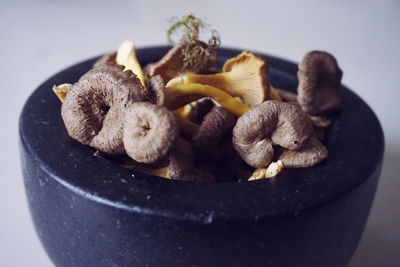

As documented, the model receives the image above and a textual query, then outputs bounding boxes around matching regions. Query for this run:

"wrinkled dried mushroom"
[148,41,216,83]
[169,138,215,182]
[233,100,313,168]
[193,106,236,148]
[93,52,117,67]
[147,75,165,105]
[61,63,148,154]
[123,102,178,164]
[297,51,343,115]
[193,106,236,160]
[278,137,328,168]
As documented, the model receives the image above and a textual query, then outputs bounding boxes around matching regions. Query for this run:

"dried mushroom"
[193,106,236,148]
[167,51,269,106]
[233,100,313,168]
[193,106,236,160]
[54,15,345,183]
[93,52,117,67]
[278,137,328,168]
[148,41,217,83]
[61,63,148,154]
[175,97,215,124]
[297,51,343,115]
[147,75,165,105]
[123,102,178,164]
[169,138,215,182]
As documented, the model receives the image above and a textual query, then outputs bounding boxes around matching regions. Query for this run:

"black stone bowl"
[19,47,384,267]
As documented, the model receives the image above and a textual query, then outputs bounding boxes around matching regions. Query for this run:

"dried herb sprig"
[167,13,221,73]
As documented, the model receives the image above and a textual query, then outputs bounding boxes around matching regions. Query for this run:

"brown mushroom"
[168,138,215,182]
[93,52,117,67]
[175,97,215,124]
[274,87,332,129]
[193,106,236,161]
[193,106,236,148]
[232,100,313,168]
[146,75,165,105]
[297,51,343,115]
[148,41,216,83]
[278,137,328,168]
[61,63,147,154]
[123,102,178,164]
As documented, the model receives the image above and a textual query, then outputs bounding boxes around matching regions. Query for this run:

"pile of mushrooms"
[53,37,342,182]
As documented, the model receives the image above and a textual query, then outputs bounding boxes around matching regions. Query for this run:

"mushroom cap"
[278,137,328,168]
[61,63,147,154]
[193,106,236,148]
[191,97,215,123]
[233,100,313,168]
[168,138,215,182]
[193,106,237,162]
[147,75,165,105]
[222,50,270,106]
[123,102,178,164]
[93,52,117,67]
[297,50,343,115]
[148,41,216,83]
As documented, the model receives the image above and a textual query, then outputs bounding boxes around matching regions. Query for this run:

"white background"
[1,0,399,266]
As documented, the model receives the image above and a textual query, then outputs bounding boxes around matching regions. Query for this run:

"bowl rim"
[19,46,384,223]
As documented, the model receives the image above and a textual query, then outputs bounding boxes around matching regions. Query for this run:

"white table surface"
[1,0,399,266]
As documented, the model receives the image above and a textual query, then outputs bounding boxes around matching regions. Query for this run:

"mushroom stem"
[166,50,269,106]
[165,83,250,116]
[168,138,215,182]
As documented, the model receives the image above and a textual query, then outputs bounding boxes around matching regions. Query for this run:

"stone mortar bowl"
[19,47,384,267]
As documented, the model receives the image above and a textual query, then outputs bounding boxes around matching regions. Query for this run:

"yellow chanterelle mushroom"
[116,40,146,88]
[166,51,270,106]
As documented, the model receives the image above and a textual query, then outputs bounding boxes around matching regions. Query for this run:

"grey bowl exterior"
[19,47,384,267]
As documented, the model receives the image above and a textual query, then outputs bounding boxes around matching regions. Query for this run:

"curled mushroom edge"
[297,50,343,116]
[61,63,148,155]
[232,100,314,169]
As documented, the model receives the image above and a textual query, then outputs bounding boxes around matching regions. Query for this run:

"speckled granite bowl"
[19,47,384,267]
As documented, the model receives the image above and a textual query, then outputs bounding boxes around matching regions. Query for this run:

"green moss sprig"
[167,13,221,73]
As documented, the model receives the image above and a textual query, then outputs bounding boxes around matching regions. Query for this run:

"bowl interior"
[19,46,384,222]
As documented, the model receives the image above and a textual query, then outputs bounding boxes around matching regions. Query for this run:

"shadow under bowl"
[19,46,384,267]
